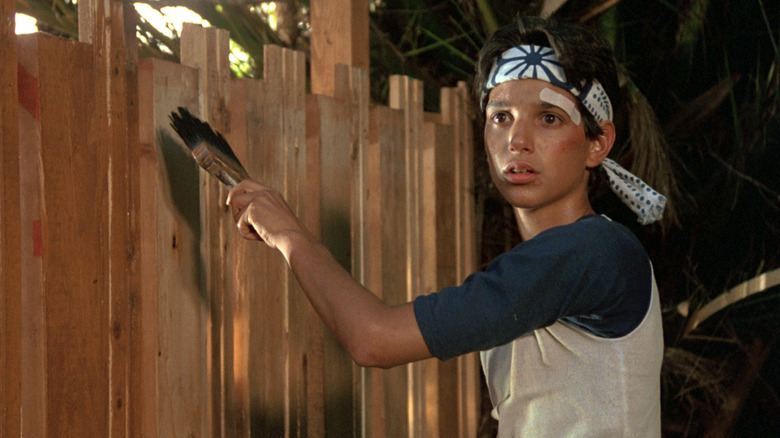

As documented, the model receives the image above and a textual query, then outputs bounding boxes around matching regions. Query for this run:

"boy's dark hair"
[474,16,620,139]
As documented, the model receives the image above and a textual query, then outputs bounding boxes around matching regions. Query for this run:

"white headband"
[483,45,667,224]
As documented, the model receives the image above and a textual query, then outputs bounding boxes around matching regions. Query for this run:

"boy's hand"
[226,180,307,253]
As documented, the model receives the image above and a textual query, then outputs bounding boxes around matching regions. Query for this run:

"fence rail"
[2,1,479,436]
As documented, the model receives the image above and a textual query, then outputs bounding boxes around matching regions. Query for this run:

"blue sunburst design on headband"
[485,45,572,95]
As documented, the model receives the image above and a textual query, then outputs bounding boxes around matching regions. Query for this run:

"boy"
[227,16,665,437]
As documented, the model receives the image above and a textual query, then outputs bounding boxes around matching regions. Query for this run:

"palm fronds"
[16,0,78,38]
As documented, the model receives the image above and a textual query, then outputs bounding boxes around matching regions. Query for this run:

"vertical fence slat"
[310,0,368,97]
[135,58,159,438]
[180,24,234,437]
[420,118,442,437]
[226,78,254,438]
[106,4,138,435]
[43,35,106,437]
[258,46,289,437]
[77,1,140,435]
[337,62,383,438]
[388,74,431,437]
[16,34,46,438]
[431,117,463,438]
[445,83,477,288]
[308,90,355,438]
[76,1,116,432]
[1,0,21,433]
[282,45,323,438]
[441,84,480,438]
[357,94,388,438]
[28,33,109,437]
[137,57,205,438]
[372,102,410,437]
[227,76,304,437]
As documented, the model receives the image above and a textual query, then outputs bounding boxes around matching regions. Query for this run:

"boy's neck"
[514,204,595,241]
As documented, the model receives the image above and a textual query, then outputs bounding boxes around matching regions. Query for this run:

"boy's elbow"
[344,327,402,369]
[338,305,429,369]
[350,349,387,369]
[347,338,395,369]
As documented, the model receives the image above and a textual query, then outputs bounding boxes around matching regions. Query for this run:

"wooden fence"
[1,1,479,436]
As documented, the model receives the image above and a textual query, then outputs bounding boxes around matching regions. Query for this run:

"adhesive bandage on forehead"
[539,87,581,125]
[482,44,667,224]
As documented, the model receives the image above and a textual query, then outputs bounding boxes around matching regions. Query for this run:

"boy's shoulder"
[529,214,647,263]
[539,214,638,242]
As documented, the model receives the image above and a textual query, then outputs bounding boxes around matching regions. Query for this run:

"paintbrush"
[169,106,250,188]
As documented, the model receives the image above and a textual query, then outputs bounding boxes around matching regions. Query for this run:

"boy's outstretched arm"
[226,179,433,369]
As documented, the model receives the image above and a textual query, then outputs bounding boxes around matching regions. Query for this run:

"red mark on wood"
[18,63,40,121]
[33,220,43,257]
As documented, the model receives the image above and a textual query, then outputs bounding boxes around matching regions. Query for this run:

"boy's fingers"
[226,179,261,205]
[237,207,264,241]
[225,192,244,220]
[238,220,260,241]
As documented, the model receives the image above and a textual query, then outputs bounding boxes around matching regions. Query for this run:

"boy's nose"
[508,122,532,153]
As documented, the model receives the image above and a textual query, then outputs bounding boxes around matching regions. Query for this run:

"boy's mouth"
[504,162,536,174]
[503,163,537,183]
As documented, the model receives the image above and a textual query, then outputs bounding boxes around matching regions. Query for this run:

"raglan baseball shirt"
[413,214,663,437]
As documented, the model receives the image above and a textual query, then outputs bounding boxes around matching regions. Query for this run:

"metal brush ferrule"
[191,142,243,188]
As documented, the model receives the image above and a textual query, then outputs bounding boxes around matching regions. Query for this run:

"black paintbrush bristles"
[169,107,250,188]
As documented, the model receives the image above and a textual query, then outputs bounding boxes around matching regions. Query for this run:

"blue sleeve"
[413,215,652,361]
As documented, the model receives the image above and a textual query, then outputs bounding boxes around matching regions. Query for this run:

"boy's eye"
[542,113,561,124]
[491,112,509,124]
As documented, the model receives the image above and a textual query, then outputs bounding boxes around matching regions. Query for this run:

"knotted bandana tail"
[601,158,666,225]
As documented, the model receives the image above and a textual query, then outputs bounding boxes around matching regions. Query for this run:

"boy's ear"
[586,120,615,168]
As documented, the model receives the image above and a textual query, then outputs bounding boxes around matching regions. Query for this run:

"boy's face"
[484,79,608,217]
